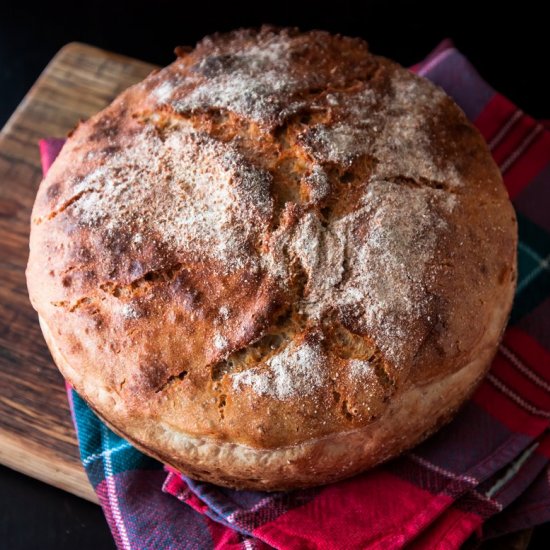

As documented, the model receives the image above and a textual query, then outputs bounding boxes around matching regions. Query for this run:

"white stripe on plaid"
[408,453,479,486]
[500,124,544,173]
[487,374,550,419]
[488,110,523,150]
[102,423,132,550]
[83,440,132,466]
[226,496,274,524]
[416,47,455,77]
[408,453,502,510]
[499,345,550,393]
[516,242,550,294]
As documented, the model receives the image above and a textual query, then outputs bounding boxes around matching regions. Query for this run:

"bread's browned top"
[27,27,517,449]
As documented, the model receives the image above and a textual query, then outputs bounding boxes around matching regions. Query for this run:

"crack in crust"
[388,175,458,193]
[34,188,94,224]
[100,263,186,295]
[51,263,188,310]
[155,370,188,393]
[51,296,92,312]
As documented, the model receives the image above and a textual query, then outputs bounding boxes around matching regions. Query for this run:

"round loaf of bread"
[27,27,517,490]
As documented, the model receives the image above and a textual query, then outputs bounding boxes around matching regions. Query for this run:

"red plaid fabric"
[40,40,550,549]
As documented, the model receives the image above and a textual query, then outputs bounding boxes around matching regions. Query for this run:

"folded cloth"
[39,40,550,549]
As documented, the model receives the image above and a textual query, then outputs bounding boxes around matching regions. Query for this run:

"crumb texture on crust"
[28,27,517,479]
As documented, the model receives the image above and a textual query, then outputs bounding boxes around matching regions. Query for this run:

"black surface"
[0,0,548,129]
[0,1,547,548]
[0,465,115,549]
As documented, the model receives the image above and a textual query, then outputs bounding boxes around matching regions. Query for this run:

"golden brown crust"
[27,27,517,489]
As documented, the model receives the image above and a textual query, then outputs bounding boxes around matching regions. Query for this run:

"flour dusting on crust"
[285,181,451,365]
[69,125,273,273]
[173,36,300,125]
[232,339,325,399]
[348,359,375,379]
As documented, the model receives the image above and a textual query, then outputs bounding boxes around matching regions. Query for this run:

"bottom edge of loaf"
[40,313,501,491]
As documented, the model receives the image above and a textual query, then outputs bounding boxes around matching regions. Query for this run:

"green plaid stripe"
[512,212,550,324]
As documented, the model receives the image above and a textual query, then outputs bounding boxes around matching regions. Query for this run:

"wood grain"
[0,43,156,502]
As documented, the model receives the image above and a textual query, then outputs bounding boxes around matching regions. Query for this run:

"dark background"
[0,1,547,548]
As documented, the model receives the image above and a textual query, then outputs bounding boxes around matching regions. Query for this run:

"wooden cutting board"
[0,43,157,502]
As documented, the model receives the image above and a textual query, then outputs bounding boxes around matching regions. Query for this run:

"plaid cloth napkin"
[39,41,550,549]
